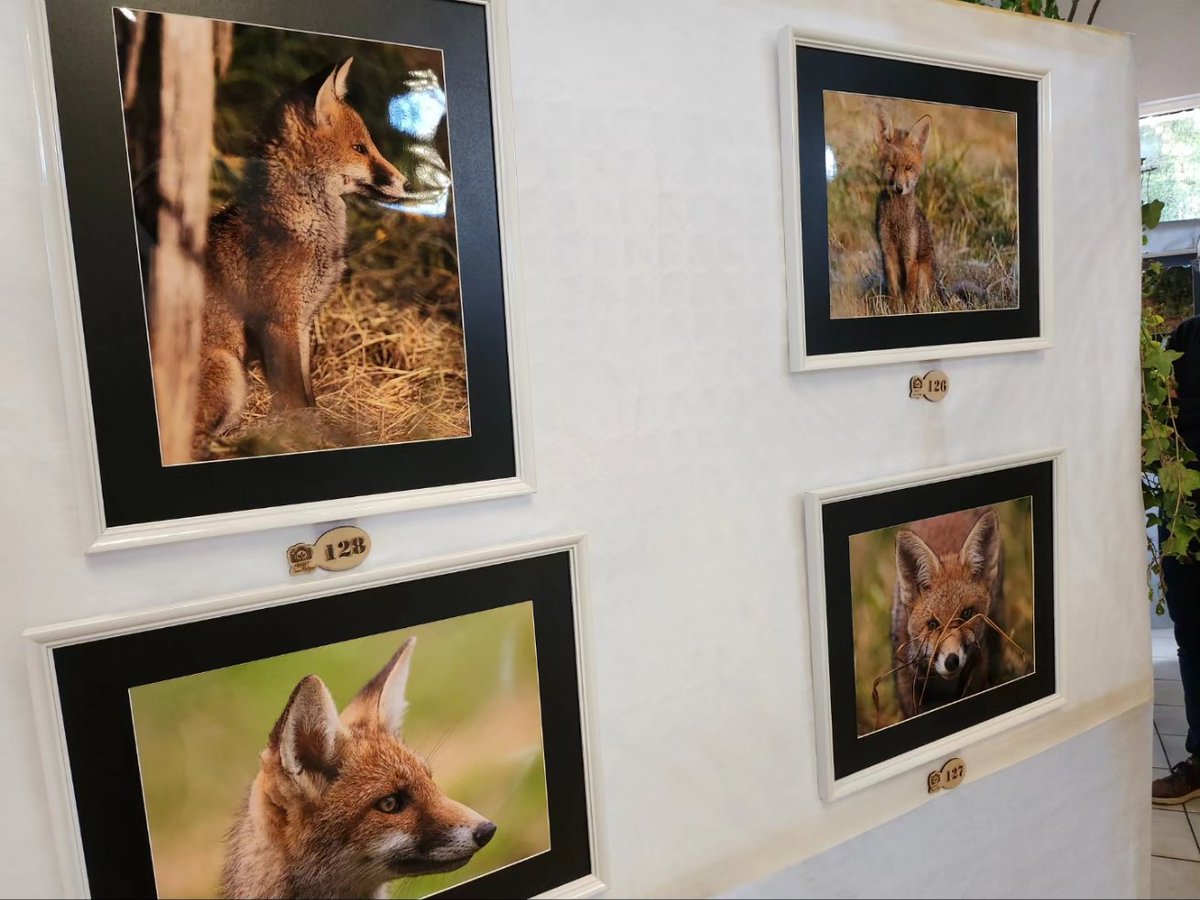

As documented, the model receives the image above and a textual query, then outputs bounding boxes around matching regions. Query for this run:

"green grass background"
[847,499,1036,736]
[129,602,548,899]
[823,90,1020,317]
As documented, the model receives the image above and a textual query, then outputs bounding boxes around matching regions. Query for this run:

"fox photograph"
[823,90,1019,318]
[849,499,1035,736]
[127,603,549,899]
[114,9,468,465]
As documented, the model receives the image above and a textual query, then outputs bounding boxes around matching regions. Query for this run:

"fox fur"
[197,57,409,440]
[221,637,496,899]
[891,507,1005,718]
[873,105,937,313]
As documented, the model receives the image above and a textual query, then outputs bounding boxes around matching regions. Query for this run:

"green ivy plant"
[959,0,1197,613]
[1141,197,1200,613]
[1144,197,1164,243]
[957,0,1102,24]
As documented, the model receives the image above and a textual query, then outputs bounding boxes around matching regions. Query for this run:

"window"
[1141,106,1200,223]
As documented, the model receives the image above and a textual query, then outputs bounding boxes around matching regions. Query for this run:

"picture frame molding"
[803,449,1067,801]
[26,0,537,553]
[23,533,607,899]
[777,22,1055,372]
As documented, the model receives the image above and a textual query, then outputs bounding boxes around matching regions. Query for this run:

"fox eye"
[962,607,976,620]
[374,792,408,814]
[926,617,940,631]
[351,142,368,155]
[905,164,914,172]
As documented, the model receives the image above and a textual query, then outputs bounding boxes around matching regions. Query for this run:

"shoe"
[1154,757,1200,805]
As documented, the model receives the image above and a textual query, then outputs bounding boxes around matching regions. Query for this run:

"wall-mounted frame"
[804,451,1064,800]
[29,0,533,552]
[25,535,605,899]
[778,25,1053,371]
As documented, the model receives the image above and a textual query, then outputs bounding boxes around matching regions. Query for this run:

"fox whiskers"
[874,609,1029,725]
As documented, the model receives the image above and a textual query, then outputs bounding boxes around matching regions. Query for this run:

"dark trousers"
[1161,528,1200,757]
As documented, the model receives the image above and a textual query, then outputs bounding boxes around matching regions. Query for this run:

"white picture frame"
[777,22,1054,372]
[24,533,606,899]
[803,449,1066,801]
[27,0,536,553]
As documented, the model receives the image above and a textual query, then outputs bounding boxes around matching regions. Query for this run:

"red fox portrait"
[890,507,1004,718]
[198,57,410,440]
[873,104,936,312]
[221,637,496,899]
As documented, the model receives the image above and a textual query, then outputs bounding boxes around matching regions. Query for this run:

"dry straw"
[201,282,468,460]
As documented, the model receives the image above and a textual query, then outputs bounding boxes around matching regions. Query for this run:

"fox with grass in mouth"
[891,507,1005,718]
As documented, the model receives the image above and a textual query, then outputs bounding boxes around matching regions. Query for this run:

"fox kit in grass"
[221,637,496,899]
[198,57,409,439]
[891,507,1004,718]
[873,105,936,313]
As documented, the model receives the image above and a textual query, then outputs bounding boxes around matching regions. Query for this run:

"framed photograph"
[804,451,1063,799]
[24,536,604,899]
[778,26,1052,370]
[29,0,532,551]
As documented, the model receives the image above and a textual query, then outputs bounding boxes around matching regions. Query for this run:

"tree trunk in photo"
[149,16,215,464]
[213,20,234,79]
[120,11,148,110]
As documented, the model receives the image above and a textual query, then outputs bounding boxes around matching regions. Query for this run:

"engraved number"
[323,536,367,561]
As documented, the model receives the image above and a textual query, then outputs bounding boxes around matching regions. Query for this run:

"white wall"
[1094,0,1200,105]
[721,706,1150,899]
[0,0,1147,897]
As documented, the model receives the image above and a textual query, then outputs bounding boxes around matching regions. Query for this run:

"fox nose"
[370,161,406,193]
[473,820,497,848]
[944,653,960,673]
[381,173,409,195]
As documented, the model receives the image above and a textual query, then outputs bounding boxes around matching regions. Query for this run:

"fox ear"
[896,529,940,608]
[874,105,893,146]
[270,675,342,791]
[960,509,1001,583]
[315,57,354,123]
[910,115,932,152]
[341,637,415,735]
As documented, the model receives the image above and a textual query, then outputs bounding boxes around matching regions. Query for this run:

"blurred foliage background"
[847,499,1036,735]
[129,602,548,899]
[823,91,1020,318]
[1142,258,1196,333]
[117,12,468,461]
[1140,108,1200,223]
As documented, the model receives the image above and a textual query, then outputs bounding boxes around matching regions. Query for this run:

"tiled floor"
[1152,629,1200,898]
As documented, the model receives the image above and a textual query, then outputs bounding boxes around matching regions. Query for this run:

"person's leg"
[1162,542,1200,757]
[1153,526,1200,804]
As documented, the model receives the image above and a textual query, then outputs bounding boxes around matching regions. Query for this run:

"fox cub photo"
[849,500,1035,735]
[223,638,496,899]
[115,11,468,464]
[128,604,550,899]
[822,90,1020,318]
